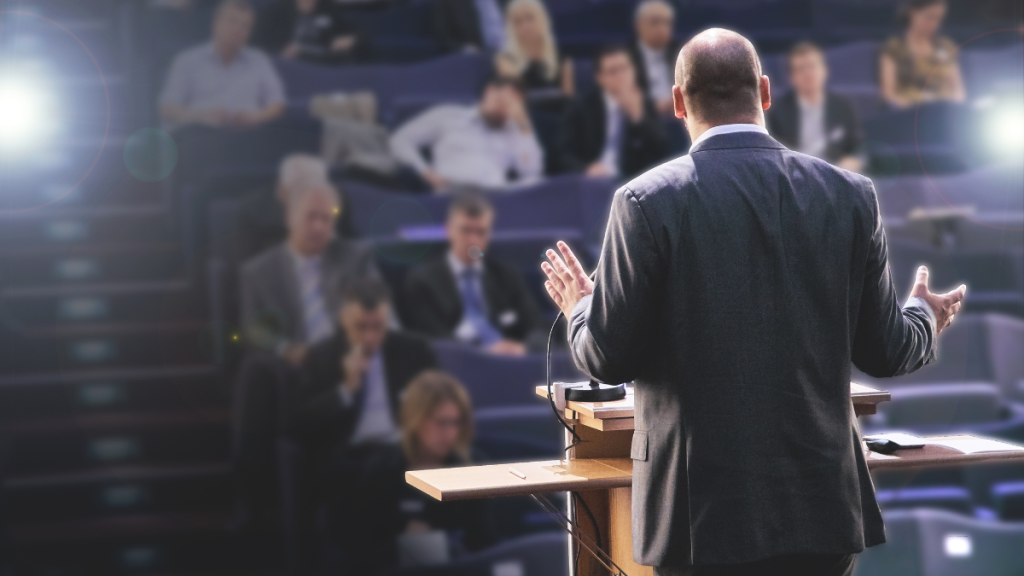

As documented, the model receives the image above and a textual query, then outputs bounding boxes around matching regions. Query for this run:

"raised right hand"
[910,266,966,334]
[341,344,368,395]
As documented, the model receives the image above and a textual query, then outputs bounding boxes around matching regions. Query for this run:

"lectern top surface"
[406,458,633,501]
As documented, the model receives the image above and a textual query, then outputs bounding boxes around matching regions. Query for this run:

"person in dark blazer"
[541,29,966,576]
[235,154,356,262]
[766,41,865,172]
[431,0,509,54]
[240,182,378,366]
[404,192,544,355]
[629,0,681,115]
[289,278,437,459]
[557,45,670,179]
[254,0,364,65]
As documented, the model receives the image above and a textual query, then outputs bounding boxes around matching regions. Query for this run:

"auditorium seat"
[875,486,976,517]
[853,508,1024,576]
[992,482,1024,521]
[385,532,569,576]
[433,342,585,409]
[855,314,1024,402]
[475,406,565,448]
[873,383,1004,429]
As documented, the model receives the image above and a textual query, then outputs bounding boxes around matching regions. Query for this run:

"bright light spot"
[0,79,47,148]
[944,533,972,558]
[990,104,1024,153]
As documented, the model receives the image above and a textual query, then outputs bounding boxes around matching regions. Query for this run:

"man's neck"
[289,239,320,259]
[687,115,765,146]
[640,39,666,53]
[797,89,825,106]
[215,44,240,65]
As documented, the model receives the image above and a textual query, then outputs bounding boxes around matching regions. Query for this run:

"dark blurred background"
[0,0,1022,574]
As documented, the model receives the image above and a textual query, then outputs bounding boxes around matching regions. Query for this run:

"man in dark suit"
[629,0,681,116]
[542,29,966,575]
[557,45,670,179]
[766,41,864,172]
[254,0,364,65]
[431,0,508,54]
[404,192,544,355]
[289,278,437,457]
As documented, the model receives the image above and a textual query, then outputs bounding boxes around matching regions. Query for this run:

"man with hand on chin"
[542,28,965,576]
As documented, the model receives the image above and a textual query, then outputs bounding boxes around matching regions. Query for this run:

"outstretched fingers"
[557,241,588,288]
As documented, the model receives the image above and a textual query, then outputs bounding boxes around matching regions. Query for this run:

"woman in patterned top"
[879,0,966,108]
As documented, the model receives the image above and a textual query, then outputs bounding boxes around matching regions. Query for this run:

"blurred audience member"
[404,193,543,355]
[322,370,493,574]
[289,279,437,456]
[629,0,679,115]
[880,0,966,108]
[236,154,355,260]
[432,0,508,54]
[557,45,670,178]
[389,77,543,191]
[255,0,364,65]
[241,182,378,366]
[495,0,573,96]
[160,0,285,128]
[767,42,865,172]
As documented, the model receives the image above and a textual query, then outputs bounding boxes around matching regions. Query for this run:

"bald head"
[674,28,766,127]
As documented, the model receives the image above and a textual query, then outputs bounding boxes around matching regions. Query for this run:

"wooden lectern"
[408,383,1024,575]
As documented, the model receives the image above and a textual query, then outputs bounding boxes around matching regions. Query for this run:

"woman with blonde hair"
[321,370,492,574]
[495,0,574,96]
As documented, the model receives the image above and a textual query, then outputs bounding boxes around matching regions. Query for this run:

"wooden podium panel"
[406,458,632,501]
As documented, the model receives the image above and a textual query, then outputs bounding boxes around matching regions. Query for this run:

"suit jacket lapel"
[276,246,304,342]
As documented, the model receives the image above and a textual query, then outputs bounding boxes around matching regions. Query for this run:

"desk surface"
[407,435,1024,501]
[535,382,891,423]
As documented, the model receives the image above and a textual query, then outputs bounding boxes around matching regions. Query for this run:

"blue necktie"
[460,268,501,346]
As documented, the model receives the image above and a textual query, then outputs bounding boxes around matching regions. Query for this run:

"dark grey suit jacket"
[240,239,379,352]
[568,130,938,567]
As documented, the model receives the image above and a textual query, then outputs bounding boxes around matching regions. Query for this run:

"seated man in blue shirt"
[159,0,286,129]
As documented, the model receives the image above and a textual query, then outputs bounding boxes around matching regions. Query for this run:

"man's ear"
[760,75,772,111]
[672,85,686,120]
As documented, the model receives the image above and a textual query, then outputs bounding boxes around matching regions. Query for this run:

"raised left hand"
[541,241,594,318]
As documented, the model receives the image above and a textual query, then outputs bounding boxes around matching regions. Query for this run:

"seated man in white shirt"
[389,77,544,192]
[288,278,438,459]
[159,0,286,129]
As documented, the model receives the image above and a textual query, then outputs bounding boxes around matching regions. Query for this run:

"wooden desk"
[410,375,1023,576]
[534,382,891,432]
[407,436,1024,502]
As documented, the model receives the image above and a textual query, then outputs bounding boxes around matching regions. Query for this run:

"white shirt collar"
[691,123,769,148]
[447,251,483,276]
[638,42,666,61]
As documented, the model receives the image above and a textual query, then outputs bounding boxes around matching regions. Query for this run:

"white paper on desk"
[927,437,1024,455]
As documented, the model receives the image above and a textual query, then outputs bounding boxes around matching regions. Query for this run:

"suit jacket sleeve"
[288,343,355,442]
[568,187,665,384]
[240,263,286,354]
[555,99,591,174]
[839,98,864,159]
[851,180,938,378]
[622,102,669,176]
[404,267,456,339]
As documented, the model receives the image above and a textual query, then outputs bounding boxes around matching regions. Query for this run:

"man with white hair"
[237,153,355,259]
[232,181,379,528]
[629,0,680,115]
[241,181,378,362]
[160,0,285,129]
